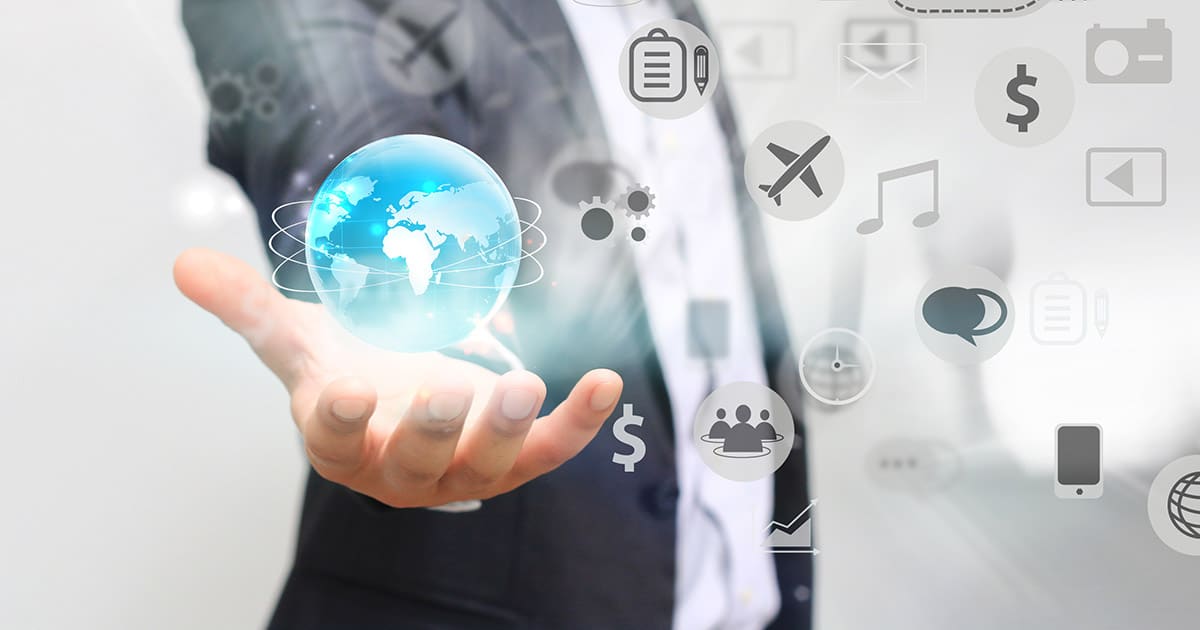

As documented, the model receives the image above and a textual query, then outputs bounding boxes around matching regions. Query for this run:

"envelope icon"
[837,43,926,103]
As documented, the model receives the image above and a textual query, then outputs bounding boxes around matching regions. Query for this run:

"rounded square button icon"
[891,0,1048,18]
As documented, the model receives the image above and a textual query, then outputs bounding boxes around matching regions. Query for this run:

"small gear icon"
[255,95,280,120]
[578,196,616,242]
[251,60,282,92]
[206,71,250,126]
[619,184,655,220]
[627,225,648,244]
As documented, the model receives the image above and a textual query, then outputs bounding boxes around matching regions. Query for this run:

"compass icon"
[798,328,875,406]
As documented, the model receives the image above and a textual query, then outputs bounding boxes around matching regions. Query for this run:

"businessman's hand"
[173,248,622,508]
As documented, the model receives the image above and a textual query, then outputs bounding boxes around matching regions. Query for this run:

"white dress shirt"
[557,2,780,628]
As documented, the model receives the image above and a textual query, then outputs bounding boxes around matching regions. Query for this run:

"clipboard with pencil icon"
[621,19,719,119]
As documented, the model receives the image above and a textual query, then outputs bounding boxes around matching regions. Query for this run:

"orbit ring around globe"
[265,197,547,295]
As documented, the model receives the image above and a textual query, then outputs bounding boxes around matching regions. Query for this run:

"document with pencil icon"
[621,20,720,118]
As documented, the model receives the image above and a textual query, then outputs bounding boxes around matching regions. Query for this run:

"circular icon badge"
[374,0,475,96]
[745,121,845,221]
[916,265,1014,364]
[1148,455,1200,556]
[798,328,876,406]
[620,19,720,119]
[693,382,795,482]
[975,48,1075,147]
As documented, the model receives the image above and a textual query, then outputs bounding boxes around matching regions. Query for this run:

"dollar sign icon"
[1005,63,1040,133]
[611,404,646,473]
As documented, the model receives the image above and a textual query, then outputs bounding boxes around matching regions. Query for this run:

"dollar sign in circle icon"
[612,404,646,473]
[1005,63,1040,133]
[976,48,1074,147]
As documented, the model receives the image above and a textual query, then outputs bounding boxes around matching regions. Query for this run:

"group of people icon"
[706,404,778,455]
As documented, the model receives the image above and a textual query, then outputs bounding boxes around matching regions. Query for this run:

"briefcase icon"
[629,28,687,103]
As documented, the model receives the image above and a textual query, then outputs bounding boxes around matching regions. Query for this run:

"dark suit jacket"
[183,1,813,627]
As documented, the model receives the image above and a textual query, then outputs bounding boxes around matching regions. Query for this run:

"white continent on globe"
[382,182,507,296]
[311,176,514,300]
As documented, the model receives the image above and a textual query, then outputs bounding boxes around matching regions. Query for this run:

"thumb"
[173,247,304,383]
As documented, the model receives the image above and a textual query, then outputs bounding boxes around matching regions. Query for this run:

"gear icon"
[206,71,250,126]
[251,60,282,92]
[619,184,655,219]
[578,196,616,242]
[255,95,280,120]
[627,225,648,244]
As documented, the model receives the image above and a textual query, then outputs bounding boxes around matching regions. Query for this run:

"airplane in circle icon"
[758,135,831,206]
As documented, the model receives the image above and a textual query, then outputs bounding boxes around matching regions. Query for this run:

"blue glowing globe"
[306,135,522,352]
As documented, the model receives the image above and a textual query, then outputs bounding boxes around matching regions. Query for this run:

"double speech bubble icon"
[922,286,1009,346]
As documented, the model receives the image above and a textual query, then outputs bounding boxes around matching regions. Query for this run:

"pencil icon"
[694,45,709,95]
[1094,289,1109,338]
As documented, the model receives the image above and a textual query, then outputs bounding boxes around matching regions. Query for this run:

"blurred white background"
[1,0,1198,628]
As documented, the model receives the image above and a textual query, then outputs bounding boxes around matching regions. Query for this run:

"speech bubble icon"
[922,286,1008,346]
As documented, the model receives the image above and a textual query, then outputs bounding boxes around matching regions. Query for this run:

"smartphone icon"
[1055,424,1103,499]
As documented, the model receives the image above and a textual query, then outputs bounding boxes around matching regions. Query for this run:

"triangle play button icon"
[1105,158,1136,197]
[737,35,764,68]
[866,30,889,60]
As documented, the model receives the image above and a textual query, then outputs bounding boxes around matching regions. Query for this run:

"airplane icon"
[387,5,462,76]
[758,135,832,207]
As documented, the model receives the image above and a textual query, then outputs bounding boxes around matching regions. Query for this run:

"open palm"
[174,248,623,508]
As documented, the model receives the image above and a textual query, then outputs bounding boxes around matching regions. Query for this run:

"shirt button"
[793,585,812,603]
[640,481,679,519]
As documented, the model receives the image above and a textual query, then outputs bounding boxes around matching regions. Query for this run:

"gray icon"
[620,184,654,219]
[579,197,616,241]
[1095,289,1109,338]
[373,0,474,96]
[206,64,283,127]
[620,20,720,119]
[206,71,251,126]
[1087,148,1167,207]
[1087,20,1172,84]
[1055,424,1104,499]
[843,19,917,72]
[976,48,1074,147]
[891,0,1049,18]
[868,438,961,494]
[611,404,646,473]
[764,500,819,554]
[745,121,845,222]
[924,287,1008,344]
[1031,273,1086,345]
[839,19,925,103]
[693,382,795,482]
[916,266,1014,364]
[719,22,794,80]
[798,328,876,407]
[858,160,939,235]
[1148,455,1200,555]
[688,299,730,360]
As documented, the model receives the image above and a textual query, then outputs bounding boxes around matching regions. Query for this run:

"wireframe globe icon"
[1167,470,1200,539]
[304,135,524,352]
[1148,455,1200,555]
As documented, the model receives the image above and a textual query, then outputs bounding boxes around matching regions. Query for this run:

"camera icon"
[1087,19,1172,85]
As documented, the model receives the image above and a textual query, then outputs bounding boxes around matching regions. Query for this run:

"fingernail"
[427,392,468,422]
[331,399,369,423]
[500,389,538,421]
[589,381,621,412]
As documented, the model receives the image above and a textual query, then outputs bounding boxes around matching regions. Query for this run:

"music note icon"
[857,159,940,235]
